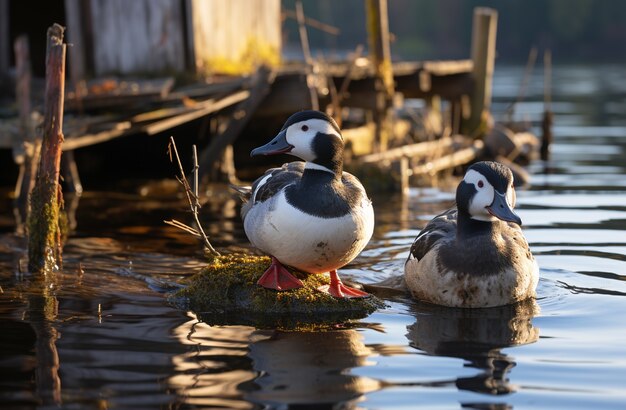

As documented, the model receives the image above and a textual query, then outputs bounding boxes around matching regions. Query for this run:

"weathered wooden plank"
[255,60,474,116]
[359,136,458,163]
[198,67,274,177]
[412,140,484,176]
[89,0,186,75]
[62,122,131,151]
[282,9,340,35]
[65,77,175,110]
[142,89,250,135]
[64,0,87,82]
[190,0,281,75]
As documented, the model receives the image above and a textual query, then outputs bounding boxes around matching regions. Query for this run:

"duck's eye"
[477,180,484,188]
[301,125,309,131]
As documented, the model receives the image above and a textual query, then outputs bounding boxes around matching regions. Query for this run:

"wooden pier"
[0,5,540,193]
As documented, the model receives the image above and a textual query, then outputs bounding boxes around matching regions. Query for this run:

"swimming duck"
[404,161,538,308]
[240,110,374,298]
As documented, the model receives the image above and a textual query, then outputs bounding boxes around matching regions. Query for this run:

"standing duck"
[240,110,374,298]
[404,161,538,307]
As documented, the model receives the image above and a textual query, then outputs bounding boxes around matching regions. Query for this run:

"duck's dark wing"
[408,208,457,261]
[250,162,304,204]
[237,162,303,221]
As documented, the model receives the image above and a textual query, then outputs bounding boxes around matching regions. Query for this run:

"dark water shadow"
[404,299,539,408]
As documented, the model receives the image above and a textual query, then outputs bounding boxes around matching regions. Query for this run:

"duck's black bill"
[251,129,294,157]
[487,191,522,225]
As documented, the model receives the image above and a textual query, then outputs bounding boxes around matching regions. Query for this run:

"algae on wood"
[28,24,67,274]
[173,255,385,329]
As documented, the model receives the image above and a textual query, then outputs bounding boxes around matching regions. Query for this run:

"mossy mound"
[171,254,385,329]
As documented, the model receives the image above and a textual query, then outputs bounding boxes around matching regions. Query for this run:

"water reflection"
[170,314,381,409]
[246,329,380,408]
[0,272,62,407]
[405,299,539,399]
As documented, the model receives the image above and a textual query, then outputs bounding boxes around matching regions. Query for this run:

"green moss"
[171,254,385,329]
[28,182,64,273]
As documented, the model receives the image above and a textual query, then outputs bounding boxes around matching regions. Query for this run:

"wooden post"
[366,0,394,152]
[28,24,67,274]
[541,49,553,161]
[13,35,40,234]
[295,0,319,110]
[0,0,9,79]
[462,7,498,137]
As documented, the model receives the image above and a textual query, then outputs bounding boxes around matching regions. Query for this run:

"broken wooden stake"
[366,0,395,152]
[462,7,498,137]
[541,49,553,161]
[28,24,67,274]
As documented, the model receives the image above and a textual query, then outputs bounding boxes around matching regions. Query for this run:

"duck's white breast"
[245,190,374,273]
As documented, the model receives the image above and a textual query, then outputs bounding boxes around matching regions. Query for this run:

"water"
[1,64,626,409]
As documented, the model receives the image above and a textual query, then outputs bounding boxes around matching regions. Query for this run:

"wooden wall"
[63,0,281,77]
[189,0,281,75]
[87,0,187,76]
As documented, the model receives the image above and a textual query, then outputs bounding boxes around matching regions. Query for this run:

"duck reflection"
[170,314,380,409]
[245,329,380,409]
[405,299,539,397]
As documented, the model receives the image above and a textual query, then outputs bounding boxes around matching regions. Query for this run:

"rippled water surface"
[1,65,625,409]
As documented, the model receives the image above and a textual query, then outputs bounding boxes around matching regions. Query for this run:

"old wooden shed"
[0,0,282,81]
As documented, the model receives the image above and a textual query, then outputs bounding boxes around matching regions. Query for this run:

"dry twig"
[165,137,220,256]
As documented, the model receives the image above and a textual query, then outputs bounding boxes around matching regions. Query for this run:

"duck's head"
[456,161,522,225]
[251,110,344,173]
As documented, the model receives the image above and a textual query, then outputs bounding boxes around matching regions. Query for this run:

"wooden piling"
[365,0,394,152]
[462,7,498,137]
[541,49,553,160]
[0,0,8,77]
[28,24,67,274]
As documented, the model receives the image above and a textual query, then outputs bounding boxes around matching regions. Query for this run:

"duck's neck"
[304,160,342,179]
[456,210,498,240]
[307,134,344,178]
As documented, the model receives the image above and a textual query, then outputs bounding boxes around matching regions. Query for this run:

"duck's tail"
[229,184,252,202]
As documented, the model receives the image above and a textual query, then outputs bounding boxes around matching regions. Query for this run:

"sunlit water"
[1,65,625,409]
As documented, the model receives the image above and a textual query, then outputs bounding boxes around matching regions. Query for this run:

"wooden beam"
[282,9,340,35]
[198,67,274,179]
[62,122,131,151]
[142,89,249,135]
[359,136,458,163]
[412,140,484,176]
